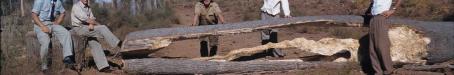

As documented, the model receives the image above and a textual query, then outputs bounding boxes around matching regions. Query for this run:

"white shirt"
[71,1,96,26]
[261,0,291,16]
[371,0,392,15]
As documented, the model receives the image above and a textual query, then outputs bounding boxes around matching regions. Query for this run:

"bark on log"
[25,31,87,73]
[121,15,454,63]
[124,58,346,74]
[393,69,445,75]
[401,64,454,71]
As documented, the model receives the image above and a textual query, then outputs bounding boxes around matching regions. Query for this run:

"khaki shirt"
[195,2,222,25]
[71,1,96,27]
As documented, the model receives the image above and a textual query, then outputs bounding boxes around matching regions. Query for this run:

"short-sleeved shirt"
[261,0,291,16]
[195,2,222,25]
[371,0,392,15]
[71,1,96,27]
[32,0,65,22]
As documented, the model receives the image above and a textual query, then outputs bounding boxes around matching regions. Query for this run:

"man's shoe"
[100,66,115,72]
[63,56,75,65]
[41,65,49,72]
[272,49,286,57]
[41,69,50,75]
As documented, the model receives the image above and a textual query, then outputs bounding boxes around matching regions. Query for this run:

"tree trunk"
[154,0,158,9]
[124,58,346,74]
[26,31,87,74]
[20,0,24,17]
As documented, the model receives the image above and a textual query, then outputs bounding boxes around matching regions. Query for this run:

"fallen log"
[121,15,454,63]
[124,58,347,74]
[121,15,364,55]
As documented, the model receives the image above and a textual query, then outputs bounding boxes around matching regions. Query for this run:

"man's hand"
[381,10,395,18]
[88,18,97,25]
[88,18,96,31]
[88,24,94,31]
[53,22,59,25]
[40,26,51,33]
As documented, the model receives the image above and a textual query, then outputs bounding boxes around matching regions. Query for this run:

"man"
[260,0,291,57]
[367,0,401,74]
[71,0,120,71]
[192,0,225,57]
[32,0,74,71]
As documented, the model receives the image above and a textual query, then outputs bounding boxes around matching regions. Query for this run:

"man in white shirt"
[260,0,292,57]
[261,0,291,19]
[71,0,120,72]
[366,0,401,75]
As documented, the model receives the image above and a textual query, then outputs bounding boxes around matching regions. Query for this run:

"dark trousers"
[369,15,394,75]
[199,24,219,57]
[261,29,285,57]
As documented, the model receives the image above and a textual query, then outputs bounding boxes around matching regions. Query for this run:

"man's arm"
[281,0,291,18]
[212,3,225,24]
[54,12,65,25]
[217,14,225,24]
[382,0,402,18]
[54,1,66,25]
[32,13,45,27]
[32,12,50,33]
[392,0,402,10]
[193,3,202,26]
[192,14,199,26]
[87,8,99,25]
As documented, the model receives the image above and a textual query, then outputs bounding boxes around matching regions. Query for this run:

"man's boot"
[200,41,209,57]
[209,46,218,56]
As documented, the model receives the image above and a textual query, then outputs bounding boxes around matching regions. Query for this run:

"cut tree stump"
[124,58,347,74]
[25,31,87,74]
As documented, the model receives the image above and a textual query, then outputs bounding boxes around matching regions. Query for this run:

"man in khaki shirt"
[71,0,120,72]
[192,0,225,57]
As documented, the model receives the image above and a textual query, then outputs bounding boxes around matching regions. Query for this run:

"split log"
[193,37,357,61]
[25,31,87,74]
[121,15,454,63]
[193,26,429,63]
[124,58,347,74]
[120,15,364,55]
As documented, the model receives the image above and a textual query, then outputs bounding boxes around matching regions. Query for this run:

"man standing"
[260,0,291,57]
[367,0,401,74]
[71,0,120,72]
[32,0,74,71]
[192,0,225,57]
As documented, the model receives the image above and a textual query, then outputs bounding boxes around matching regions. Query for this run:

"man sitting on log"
[31,0,75,71]
[71,0,121,72]
[192,0,226,57]
[260,0,292,57]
